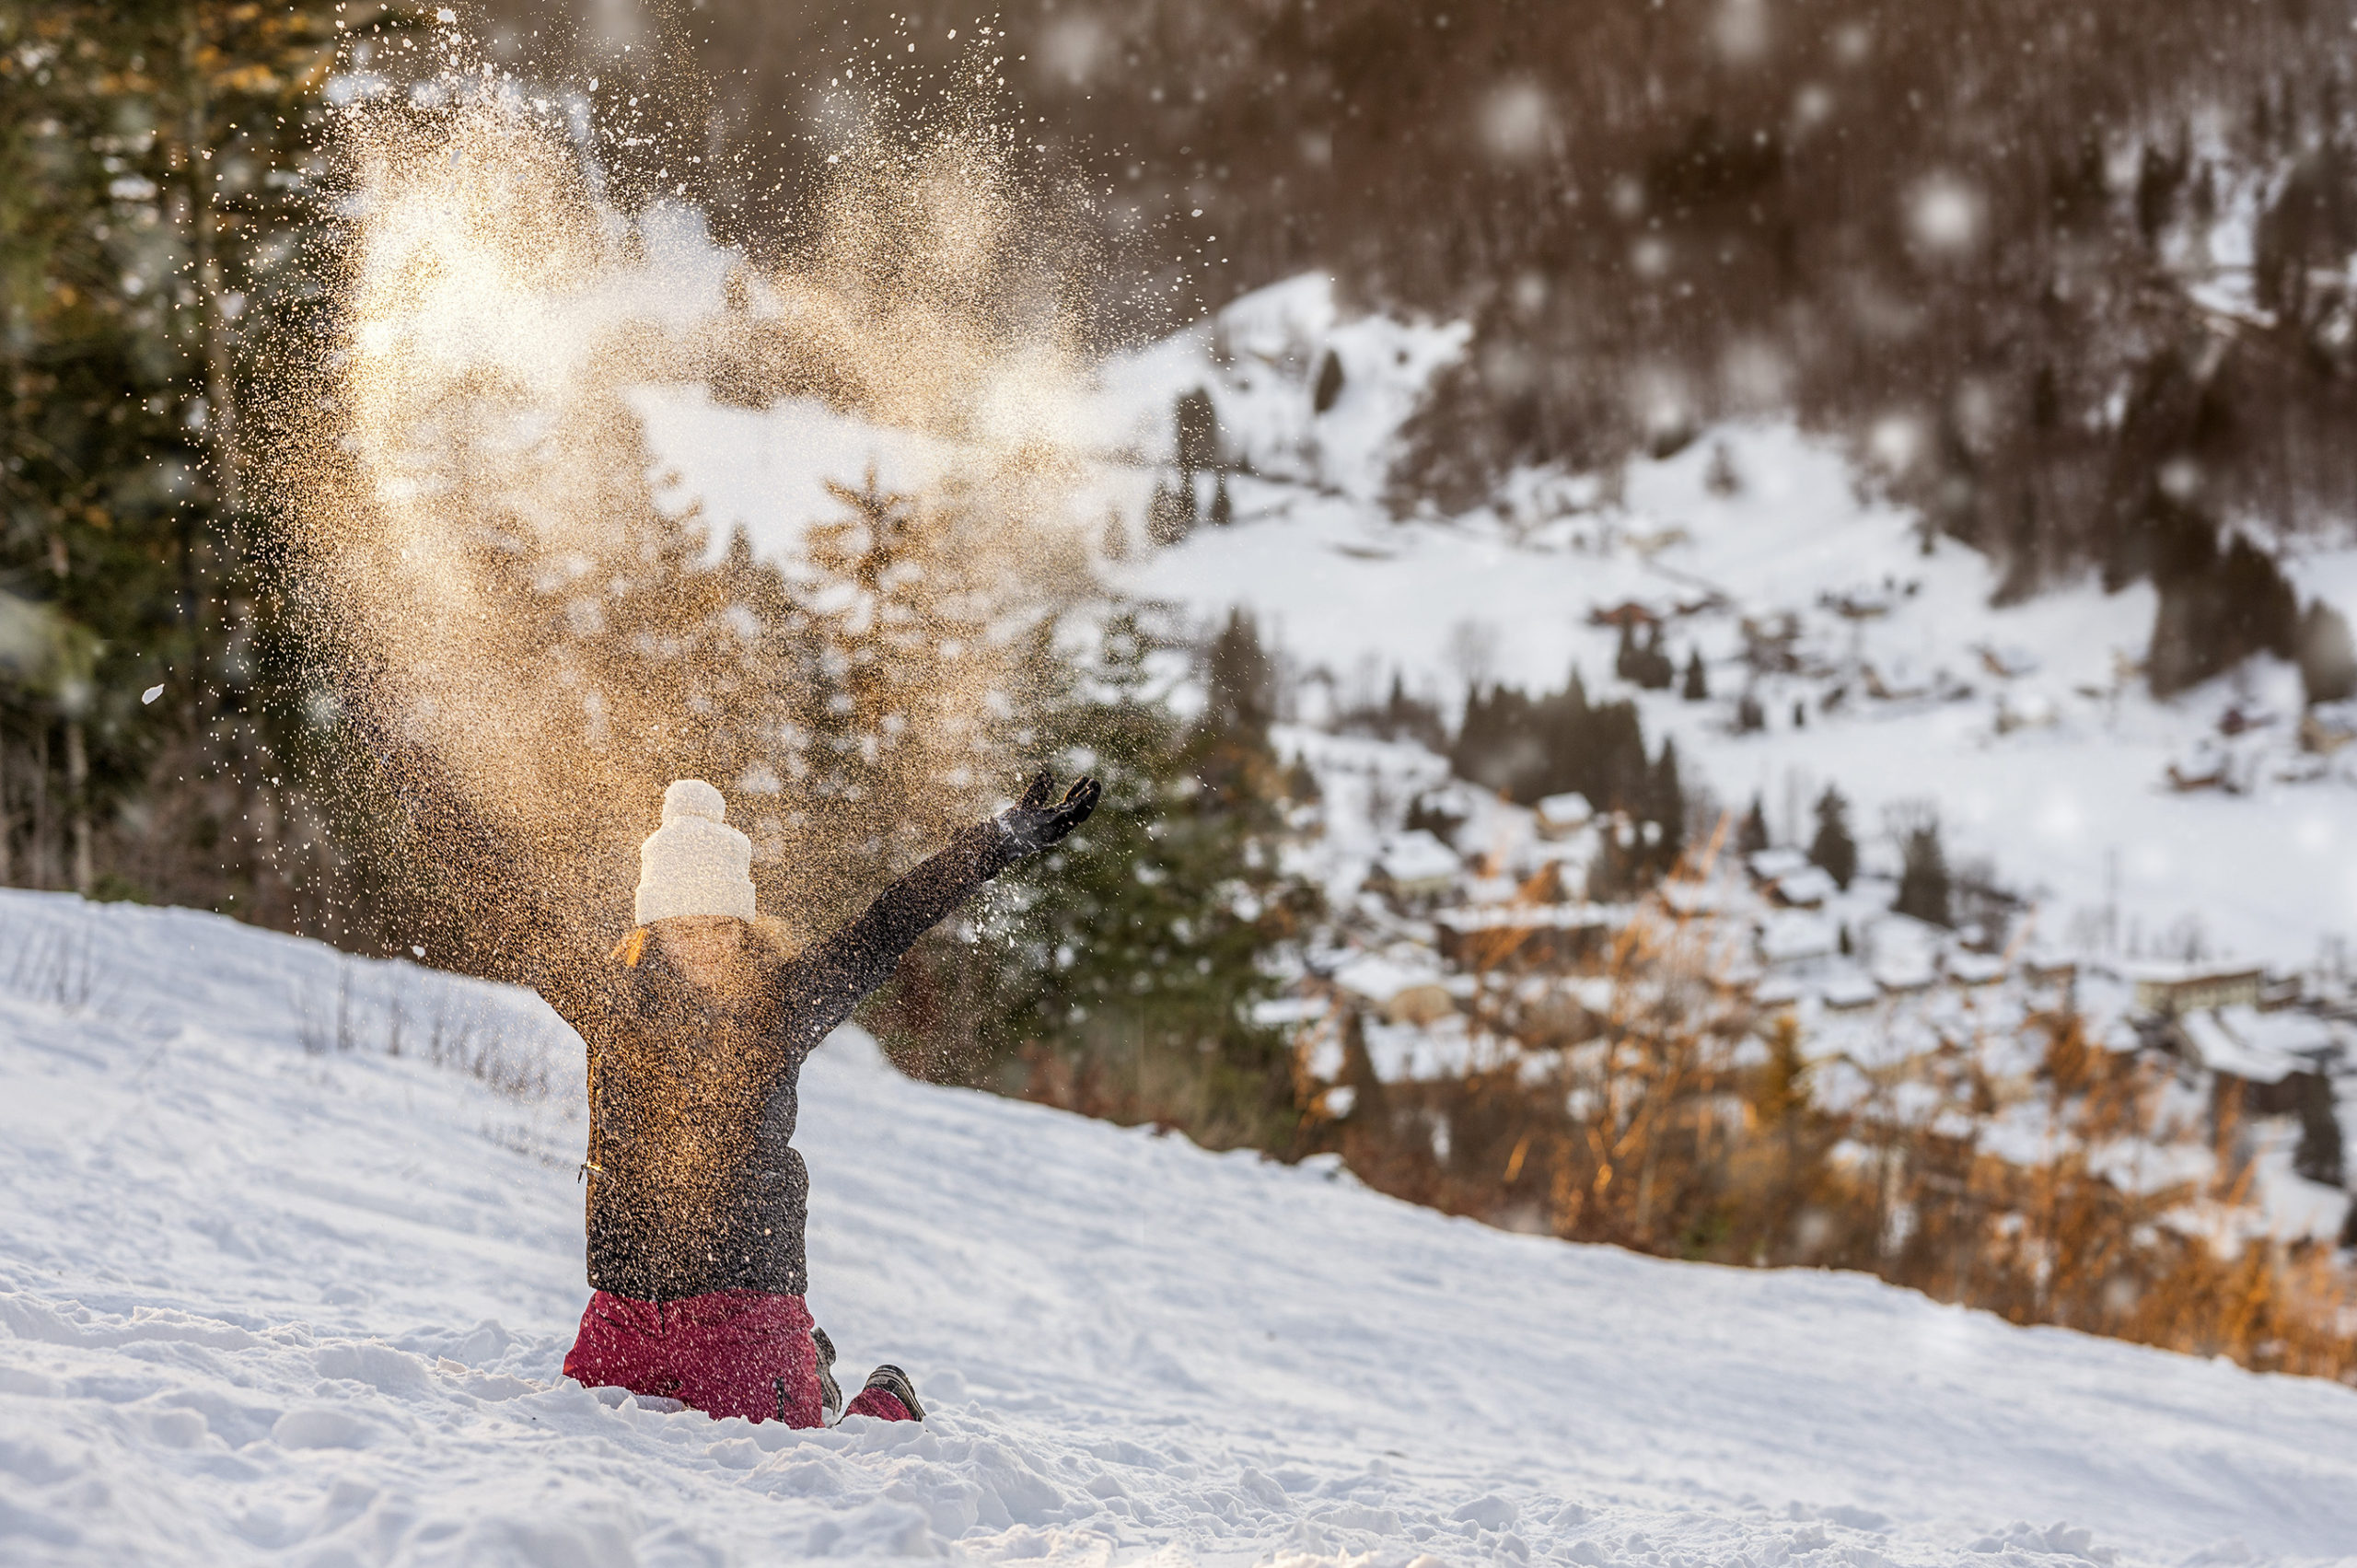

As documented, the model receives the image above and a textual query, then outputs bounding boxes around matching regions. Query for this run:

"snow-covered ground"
[9,893,2357,1565]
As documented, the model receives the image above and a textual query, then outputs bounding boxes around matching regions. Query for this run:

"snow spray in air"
[276,17,1101,966]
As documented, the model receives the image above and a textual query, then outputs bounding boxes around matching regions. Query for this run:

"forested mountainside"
[551,0,2357,586]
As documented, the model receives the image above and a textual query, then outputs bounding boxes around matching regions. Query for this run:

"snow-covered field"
[7,891,2357,1566]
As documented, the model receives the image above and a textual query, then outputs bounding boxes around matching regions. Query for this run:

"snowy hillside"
[6,892,2357,1565]
[637,273,2357,975]
[1122,405,2357,976]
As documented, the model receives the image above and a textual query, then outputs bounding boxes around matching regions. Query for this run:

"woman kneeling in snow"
[557,770,1098,1425]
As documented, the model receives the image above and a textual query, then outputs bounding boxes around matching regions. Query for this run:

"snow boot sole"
[814,1326,843,1423]
[861,1363,925,1422]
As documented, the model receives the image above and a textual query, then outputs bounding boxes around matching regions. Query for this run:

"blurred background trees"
[1,0,356,918]
[418,0,2357,712]
[478,0,2357,569]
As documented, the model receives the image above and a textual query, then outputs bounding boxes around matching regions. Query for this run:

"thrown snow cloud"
[278,28,1101,943]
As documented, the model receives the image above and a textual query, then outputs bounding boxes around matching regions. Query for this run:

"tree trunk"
[183,9,239,523]
[33,725,51,889]
[66,718,92,896]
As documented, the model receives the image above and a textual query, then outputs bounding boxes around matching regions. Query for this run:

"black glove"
[996,768,1101,858]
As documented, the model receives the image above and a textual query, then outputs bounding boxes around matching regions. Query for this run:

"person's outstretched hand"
[996,768,1101,857]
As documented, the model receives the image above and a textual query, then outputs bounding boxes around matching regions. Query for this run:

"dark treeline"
[1,3,359,915]
[1451,668,1688,891]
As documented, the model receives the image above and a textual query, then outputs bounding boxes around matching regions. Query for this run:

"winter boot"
[813,1326,843,1423]
[849,1363,925,1422]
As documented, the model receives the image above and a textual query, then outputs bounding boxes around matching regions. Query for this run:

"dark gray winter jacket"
[546,820,1016,1301]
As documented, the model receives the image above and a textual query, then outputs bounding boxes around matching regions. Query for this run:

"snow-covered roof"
[1250,996,1331,1028]
[1659,880,1724,915]
[2180,1005,2336,1085]
[1759,912,1838,965]
[1947,951,2008,986]
[1358,1014,1516,1082]
[1772,865,1839,907]
[1866,915,1943,993]
[1824,968,1881,1009]
[1376,829,1459,887]
[1536,791,1595,830]
[1332,952,1446,1005]
[1567,975,1617,1016]
[2118,958,2267,984]
[1748,847,1809,881]
[1874,953,1939,993]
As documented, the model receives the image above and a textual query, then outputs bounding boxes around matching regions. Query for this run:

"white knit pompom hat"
[634,779,756,925]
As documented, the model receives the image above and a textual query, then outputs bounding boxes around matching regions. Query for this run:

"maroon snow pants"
[563,1288,914,1426]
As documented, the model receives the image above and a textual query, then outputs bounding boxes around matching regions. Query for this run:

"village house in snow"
[2129,961,2267,1017]
[1368,829,1459,905]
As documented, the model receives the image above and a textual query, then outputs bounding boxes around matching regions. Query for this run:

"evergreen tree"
[1453,664,1654,818]
[1312,348,1346,414]
[1645,738,1686,871]
[1808,785,1857,889]
[878,612,1316,1151]
[1634,625,1675,689]
[1895,818,1952,926]
[787,475,1021,908]
[1737,795,1771,856]
[0,0,373,916]
[1174,386,1220,475]
[1374,670,1446,749]
[1145,475,1196,545]
[2299,600,2357,705]
[2148,523,2300,695]
[1197,609,1281,810]
[1681,648,1710,701]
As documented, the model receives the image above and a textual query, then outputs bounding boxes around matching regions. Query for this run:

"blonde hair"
[748,914,805,959]
[611,914,804,968]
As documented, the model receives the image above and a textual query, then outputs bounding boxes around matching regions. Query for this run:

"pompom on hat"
[635,779,756,925]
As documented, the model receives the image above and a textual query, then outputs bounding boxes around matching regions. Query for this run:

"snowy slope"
[6,892,2357,1566]
[632,273,2357,972]
[1122,418,2357,973]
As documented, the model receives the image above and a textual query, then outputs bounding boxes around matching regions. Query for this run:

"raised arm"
[349,704,616,1035]
[772,771,1100,1041]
